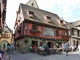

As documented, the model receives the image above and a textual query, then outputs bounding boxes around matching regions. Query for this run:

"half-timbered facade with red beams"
[14,0,70,52]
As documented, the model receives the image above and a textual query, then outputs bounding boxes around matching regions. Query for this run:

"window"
[77,30,80,36]
[64,31,68,35]
[30,24,40,33]
[31,3,34,6]
[71,29,74,35]
[60,20,63,23]
[24,23,27,30]
[43,16,51,23]
[27,11,34,19]
[1,34,10,38]
[32,25,38,30]
[56,30,60,36]
[47,16,51,20]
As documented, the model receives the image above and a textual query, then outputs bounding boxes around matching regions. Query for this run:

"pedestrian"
[78,42,80,56]
[6,43,13,60]
[65,43,69,56]
[33,45,37,52]
[11,43,14,54]
[0,49,2,60]
[0,49,4,60]
[62,43,65,52]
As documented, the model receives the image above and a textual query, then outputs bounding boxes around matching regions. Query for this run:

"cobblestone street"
[4,51,80,60]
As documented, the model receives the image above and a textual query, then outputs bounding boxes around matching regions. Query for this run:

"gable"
[26,0,39,8]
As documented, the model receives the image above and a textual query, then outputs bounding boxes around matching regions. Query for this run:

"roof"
[19,3,70,29]
[3,22,13,33]
[66,22,80,30]
[72,20,80,26]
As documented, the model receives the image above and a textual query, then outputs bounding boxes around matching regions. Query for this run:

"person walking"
[65,43,69,56]
[78,42,80,56]
[62,43,65,52]
[6,43,13,60]
[11,43,14,54]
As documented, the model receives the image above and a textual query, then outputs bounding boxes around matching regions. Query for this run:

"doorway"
[32,41,38,47]
[47,42,53,48]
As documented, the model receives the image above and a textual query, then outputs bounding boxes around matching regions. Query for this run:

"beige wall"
[0,32,13,44]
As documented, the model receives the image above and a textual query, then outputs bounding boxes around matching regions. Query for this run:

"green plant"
[30,25,40,33]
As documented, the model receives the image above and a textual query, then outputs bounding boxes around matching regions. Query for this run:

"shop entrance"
[32,41,38,47]
[47,42,53,48]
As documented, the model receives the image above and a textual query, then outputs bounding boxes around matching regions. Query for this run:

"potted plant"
[30,25,40,33]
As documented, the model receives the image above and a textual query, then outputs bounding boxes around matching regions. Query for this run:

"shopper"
[65,43,69,56]
[6,43,13,60]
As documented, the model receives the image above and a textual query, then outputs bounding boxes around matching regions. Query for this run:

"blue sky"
[6,0,80,31]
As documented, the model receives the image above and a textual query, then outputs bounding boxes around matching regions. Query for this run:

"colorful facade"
[14,0,70,52]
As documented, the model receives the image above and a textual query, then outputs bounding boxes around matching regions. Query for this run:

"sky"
[6,0,80,31]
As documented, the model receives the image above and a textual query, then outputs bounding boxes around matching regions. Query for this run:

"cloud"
[33,0,80,22]
[37,0,55,9]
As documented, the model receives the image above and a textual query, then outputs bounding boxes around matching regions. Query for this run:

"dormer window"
[43,16,51,23]
[60,20,63,23]
[27,11,34,19]
[47,16,51,20]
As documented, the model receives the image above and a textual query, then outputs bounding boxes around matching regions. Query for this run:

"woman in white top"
[78,42,80,56]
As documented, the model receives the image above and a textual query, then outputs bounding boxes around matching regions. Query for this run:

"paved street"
[4,51,80,60]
